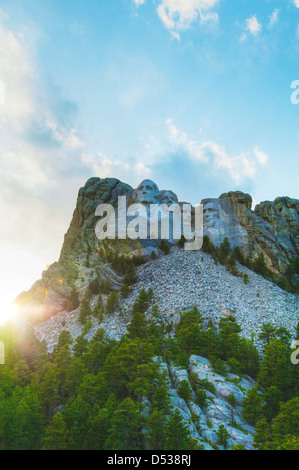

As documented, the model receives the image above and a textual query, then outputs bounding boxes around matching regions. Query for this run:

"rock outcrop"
[34,246,298,353]
[154,355,257,450]
[16,177,298,323]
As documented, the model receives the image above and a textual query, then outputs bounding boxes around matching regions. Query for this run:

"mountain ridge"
[16,176,298,326]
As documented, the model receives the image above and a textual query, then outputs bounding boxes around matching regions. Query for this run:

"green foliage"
[231,444,246,450]
[254,398,299,450]
[262,386,281,422]
[127,309,149,340]
[86,245,91,268]
[0,322,198,451]
[147,409,167,450]
[0,294,297,451]
[177,380,193,403]
[133,289,151,314]
[42,413,71,450]
[219,237,231,261]
[227,392,237,408]
[93,294,104,320]
[211,358,228,376]
[242,387,263,426]
[278,257,299,293]
[160,240,170,255]
[258,338,294,401]
[105,291,119,315]
[78,298,91,325]
[120,283,130,299]
[164,409,199,450]
[258,323,277,348]
[105,398,144,450]
[253,253,270,277]
[67,288,80,311]
[123,265,138,286]
[100,279,112,294]
[195,389,208,408]
[82,319,93,335]
[88,277,101,296]
[216,424,230,450]
[177,235,187,249]
[202,235,215,254]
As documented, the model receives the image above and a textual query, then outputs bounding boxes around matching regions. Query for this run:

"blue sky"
[0,0,299,312]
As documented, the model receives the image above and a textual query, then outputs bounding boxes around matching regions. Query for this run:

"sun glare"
[0,246,45,326]
[0,297,17,325]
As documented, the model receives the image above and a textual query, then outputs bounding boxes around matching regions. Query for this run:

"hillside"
[16,177,299,327]
[34,246,298,352]
[6,176,298,451]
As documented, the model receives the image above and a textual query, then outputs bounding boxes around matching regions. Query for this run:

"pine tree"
[105,291,119,315]
[262,386,281,422]
[216,424,230,450]
[93,294,104,319]
[242,387,263,425]
[124,265,137,285]
[120,283,130,299]
[178,235,187,249]
[165,409,198,450]
[105,398,144,450]
[42,413,71,450]
[177,380,193,403]
[78,298,91,325]
[253,253,269,277]
[127,309,149,339]
[258,323,277,348]
[147,409,167,450]
[258,339,291,400]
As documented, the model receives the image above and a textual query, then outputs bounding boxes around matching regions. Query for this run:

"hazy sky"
[0,0,299,310]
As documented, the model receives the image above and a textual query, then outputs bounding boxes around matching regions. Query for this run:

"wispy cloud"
[82,152,151,180]
[246,15,262,36]
[156,0,219,39]
[166,119,268,183]
[133,0,146,6]
[240,14,262,42]
[269,9,279,28]
[0,20,90,264]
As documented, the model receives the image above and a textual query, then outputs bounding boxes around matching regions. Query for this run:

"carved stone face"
[203,202,219,227]
[160,190,178,206]
[136,180,160,204]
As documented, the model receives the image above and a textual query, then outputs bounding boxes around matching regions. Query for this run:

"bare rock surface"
[34,247,298,352]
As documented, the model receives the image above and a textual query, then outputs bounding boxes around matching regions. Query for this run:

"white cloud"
[157,0,219,38]
[269,9,279,27]
[166,119,268,183]
[293,0,299,8]
[254,146,268,165]
[245,15,262,36]
[82,152,151,181]
[133,0,146,7]
[0,17,93,276]
[166,118,209,163]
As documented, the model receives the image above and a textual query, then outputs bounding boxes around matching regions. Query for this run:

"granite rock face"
[152,355,256,450]
[212,192,299,273]
[17,177,298,322]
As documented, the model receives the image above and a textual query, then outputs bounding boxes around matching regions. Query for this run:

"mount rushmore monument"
[16,177,298,322]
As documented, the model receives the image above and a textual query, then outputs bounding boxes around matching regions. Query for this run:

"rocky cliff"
[16,177,298,323]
